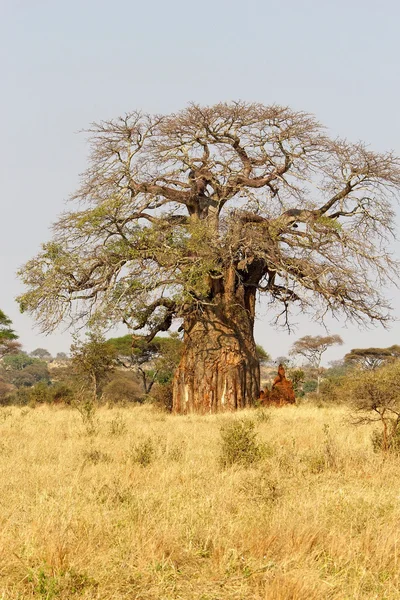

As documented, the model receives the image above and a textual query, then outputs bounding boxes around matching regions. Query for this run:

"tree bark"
[172,276,260,413]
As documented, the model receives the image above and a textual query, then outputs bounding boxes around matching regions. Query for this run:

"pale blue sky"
[1,0,400,362]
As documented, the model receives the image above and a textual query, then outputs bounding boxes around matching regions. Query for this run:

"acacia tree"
[0,309,21,358]
[70,332,116,400]
[30,348,53,362]
[18,102,400,412]
[349,363,400,452]
[344,345,400,370]
[290,334,343,393]
[107,333,182,395]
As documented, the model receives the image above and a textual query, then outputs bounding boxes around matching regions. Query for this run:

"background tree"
[288,369,305,395]
[30,348,53,362]
[2,352,50,387]
[290,335,343,394]
[274,356,292,369]
[70,332,116,400]
[107,333,182,395]
[3,352,37,371]
[18,102,400,412]
[0,309,21,358]
[0,377,14,405]
[344,346,400,370]
[348,363,400,452]
[256,345,270,365]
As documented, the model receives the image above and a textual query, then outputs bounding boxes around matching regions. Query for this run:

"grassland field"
[1,402,399,599]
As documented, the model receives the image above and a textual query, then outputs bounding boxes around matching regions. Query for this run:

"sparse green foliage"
[289,369,305,393]
[0,309,21,358]
[256,344,270,365]
[50,382,74,404]
[2,353,50,387]
[349,363,400,452]
[71,331,116,400]
[219,419,261,468]
[26,382,52,404]
[73,387,99,435]
[303,380,318,394]
[2,352,35,371]
[107,333,182,395]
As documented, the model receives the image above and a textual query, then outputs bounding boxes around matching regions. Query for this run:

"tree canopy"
[107,333,182,394]
[70,332,116,399]
[18,102,400,336]
[290,335,344,369]
[30,348,53,361]
[344,345,400,370]
[0,309,21,358]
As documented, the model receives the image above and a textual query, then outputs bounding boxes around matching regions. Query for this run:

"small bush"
[83,448,112,464]
[73,389,99,435]
[149,382,173,411]
[7,387,31,406]
[50,382,74,404]
[303,380,318,394]
[27,381,52,404]
[131,437,156,467]
[103,376,143,404]
[319,378,346,404]
[219,419,261,468]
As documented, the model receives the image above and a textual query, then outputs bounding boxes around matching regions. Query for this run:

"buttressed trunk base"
[172,303,260,413]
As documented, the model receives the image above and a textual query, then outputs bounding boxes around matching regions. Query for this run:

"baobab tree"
[18,102,400,412]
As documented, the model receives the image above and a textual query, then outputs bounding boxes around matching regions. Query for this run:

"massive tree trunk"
[172,270,260,413]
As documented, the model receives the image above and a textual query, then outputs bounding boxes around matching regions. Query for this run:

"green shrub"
[130,437,156,467]
[50,382,74,404]
[8,387,31,405]
[303,380,318,394]
[219,419,261,468]
[103,376,143,404]
[348,362,400,452]
[27,382,52,404]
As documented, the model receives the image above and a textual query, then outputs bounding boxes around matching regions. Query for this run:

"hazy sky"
[2,0,400,363]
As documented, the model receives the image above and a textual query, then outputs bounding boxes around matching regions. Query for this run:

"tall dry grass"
[0,403,399,599]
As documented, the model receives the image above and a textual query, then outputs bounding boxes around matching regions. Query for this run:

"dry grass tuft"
[0,404,399,598]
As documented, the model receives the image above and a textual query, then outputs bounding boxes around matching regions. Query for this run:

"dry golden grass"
[1,403,400,599]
